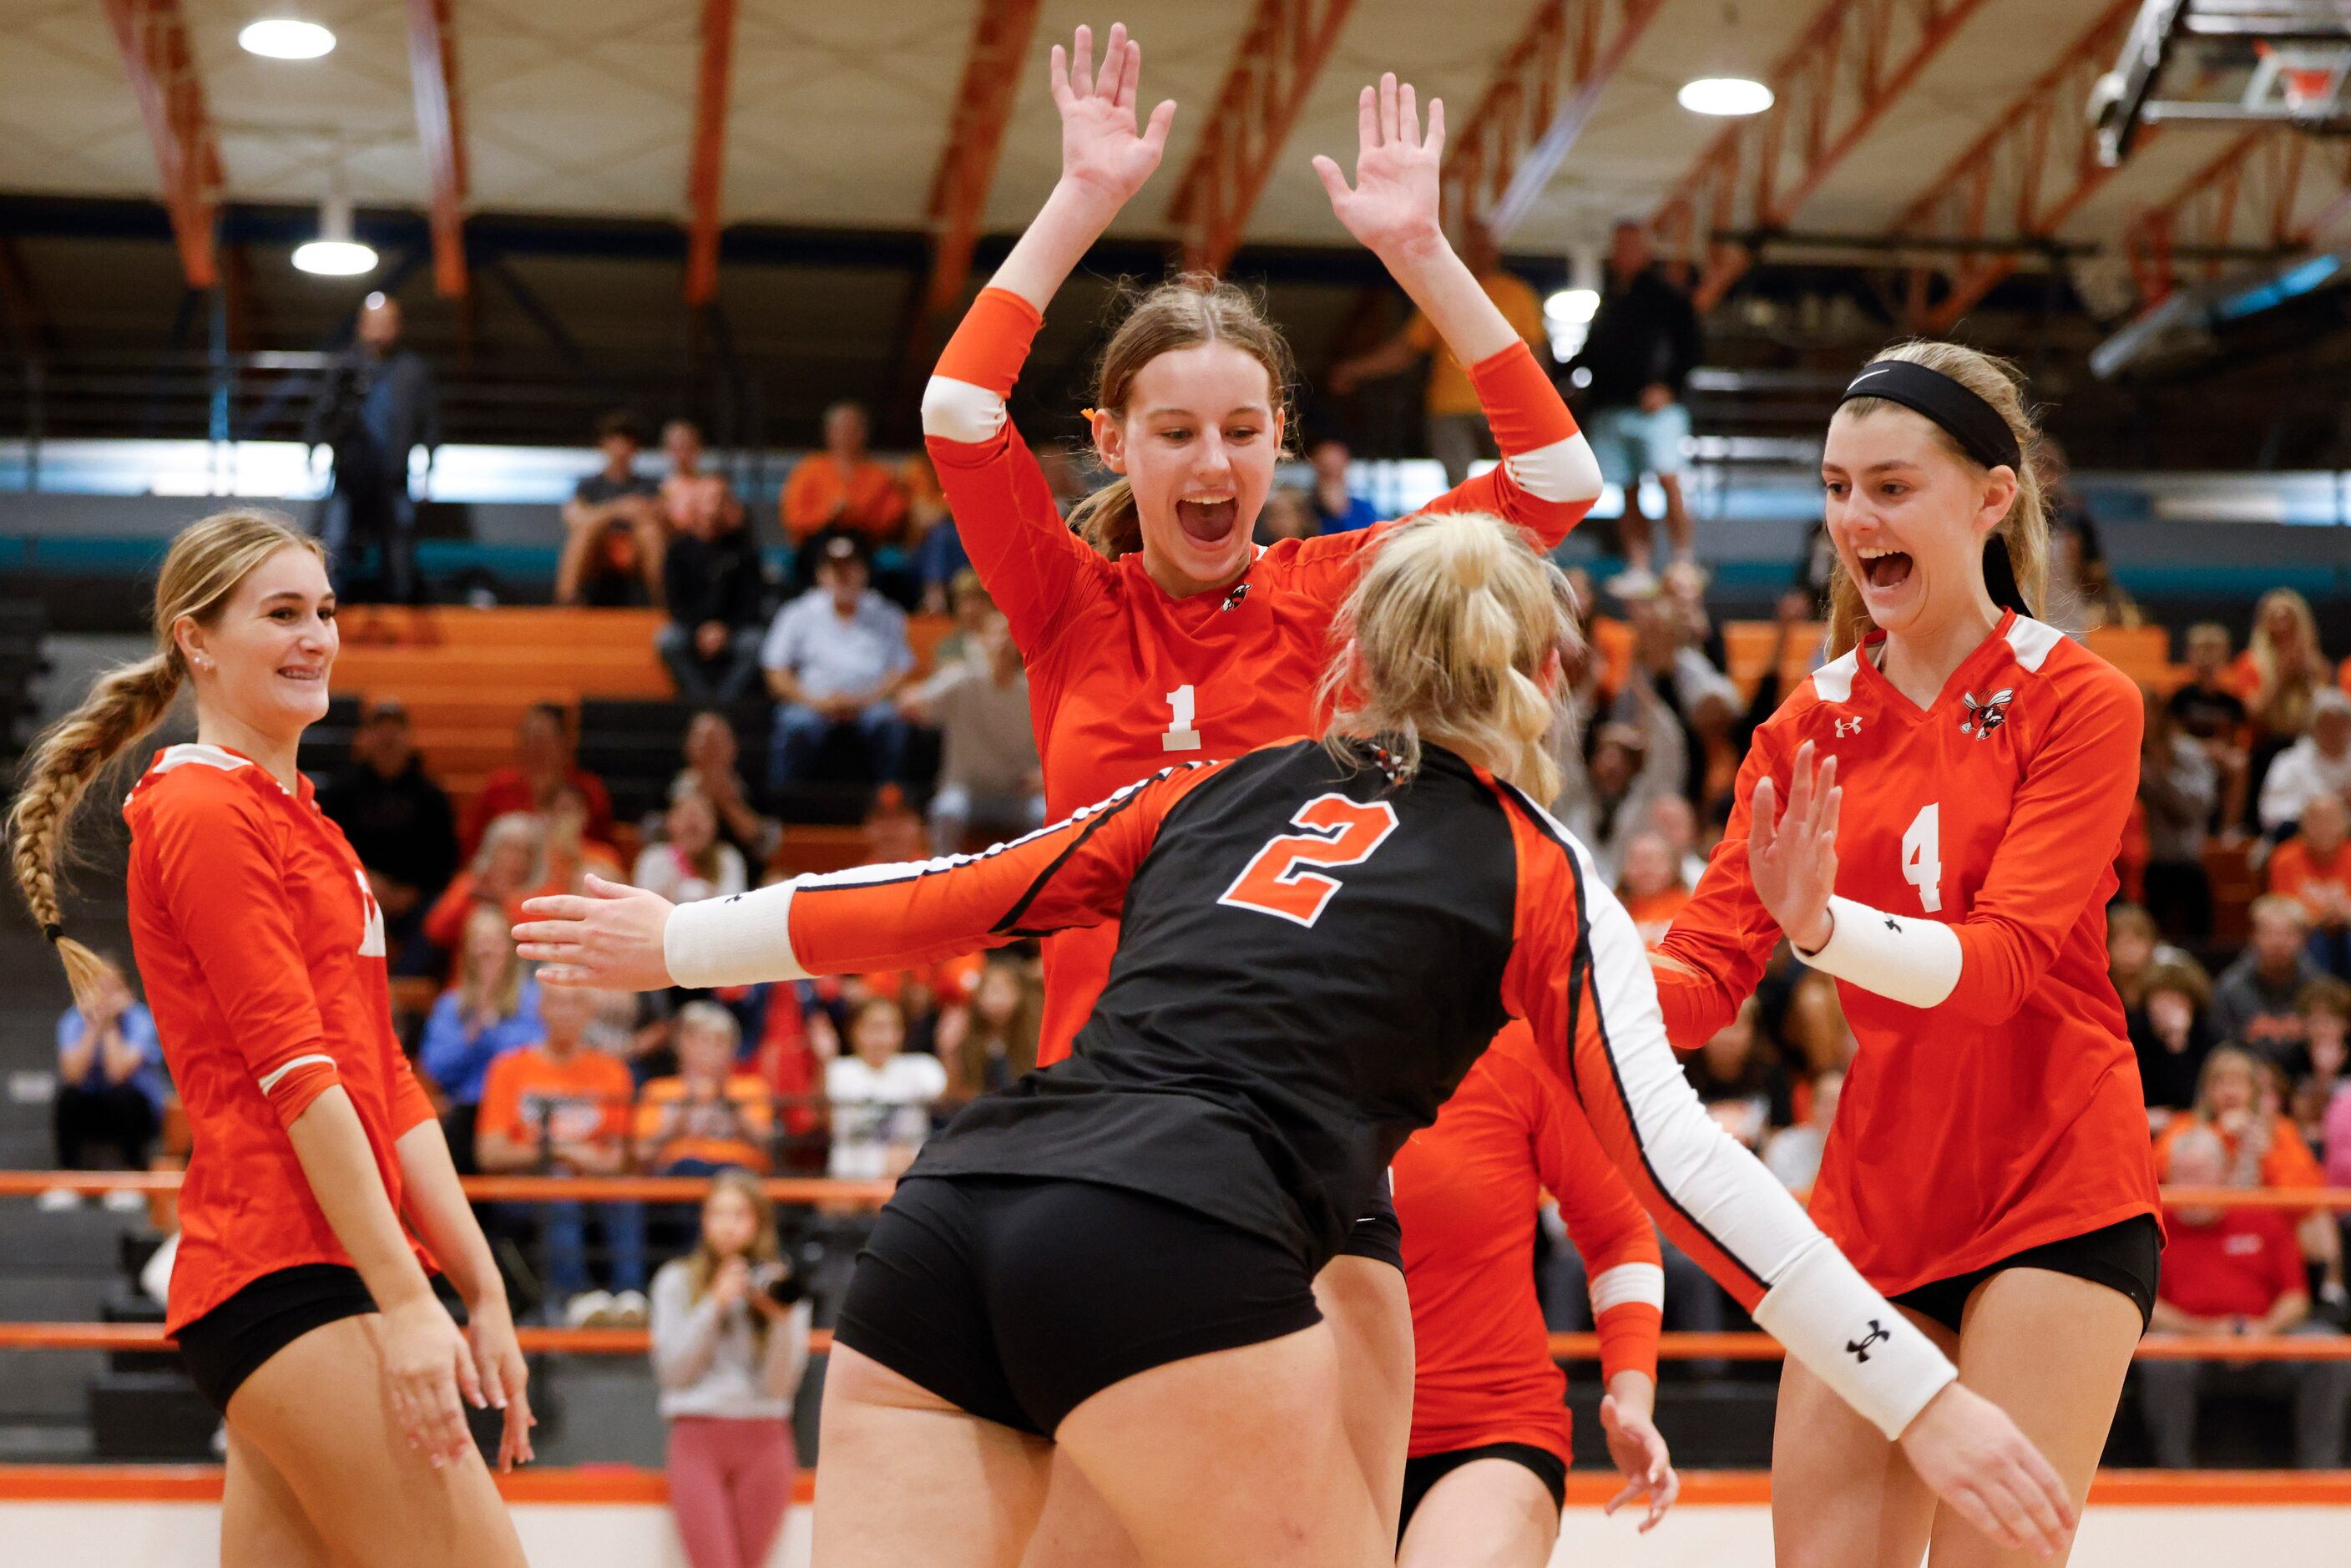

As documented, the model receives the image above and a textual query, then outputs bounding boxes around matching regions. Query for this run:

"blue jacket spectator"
[761,531,914,790]
[1307,438,1378,534]
[52,960,168,1190]
[419,904,546,1170]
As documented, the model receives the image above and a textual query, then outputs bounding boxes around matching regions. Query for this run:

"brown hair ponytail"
[1067,272,1297,561]
[1828,341,2049,660]
[8,508,321,1012]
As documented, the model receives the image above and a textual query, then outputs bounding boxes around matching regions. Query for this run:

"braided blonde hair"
[1322,509,1579,802]
[8,509,321,1013]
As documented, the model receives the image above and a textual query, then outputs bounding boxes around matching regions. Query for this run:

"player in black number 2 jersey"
[518,508,2075,1568]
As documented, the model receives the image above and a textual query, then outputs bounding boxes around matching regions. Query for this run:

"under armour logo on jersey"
[1833,716,1863,738]
[1221,580,1251,611]
[353,869,387,959]
[1959,688,2014,738]
[1847,1319,1892,1363]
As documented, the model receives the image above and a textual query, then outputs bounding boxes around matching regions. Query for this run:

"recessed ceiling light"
[1545,287,1600,324]
[239,19,336,60]
[293,240,377,276]
[1677,77,1773,117]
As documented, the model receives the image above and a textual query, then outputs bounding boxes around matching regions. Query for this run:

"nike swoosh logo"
[1846,367,1894,389]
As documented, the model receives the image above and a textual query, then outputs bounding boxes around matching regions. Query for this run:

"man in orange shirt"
[781,401,908,546]
[476,983,644,1323]
[2269,789,2351,979]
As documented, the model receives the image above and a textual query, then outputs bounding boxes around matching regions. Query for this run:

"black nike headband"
[1838,359,2022,475]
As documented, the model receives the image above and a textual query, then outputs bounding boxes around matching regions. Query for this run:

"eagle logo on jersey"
[1959,688,2014,739]
[1221,579,1251,612]
[1833,716,1863,738]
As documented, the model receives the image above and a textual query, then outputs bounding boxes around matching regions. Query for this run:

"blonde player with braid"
[9,509,529,1567]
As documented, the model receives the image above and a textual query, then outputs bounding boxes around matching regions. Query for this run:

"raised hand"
[1049,23,1177,211]
[1747,740,1840,953]
[1312,73,1444,260]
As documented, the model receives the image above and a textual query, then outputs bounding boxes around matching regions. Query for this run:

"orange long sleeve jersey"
[1393,1021,1662,1462]
[920,286,1597,1063]
[1650,614,2161,1296]
[666,736,1961,1437]
[124,744,438,1333]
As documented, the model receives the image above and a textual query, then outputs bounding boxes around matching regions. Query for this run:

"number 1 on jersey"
[1220,794,1400,928]
[1163,685,1202,752]
[1902,802,1943,913]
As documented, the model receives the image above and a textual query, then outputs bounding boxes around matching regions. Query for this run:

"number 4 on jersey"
[1902,802,1943,913]
[1220,794,1400,928]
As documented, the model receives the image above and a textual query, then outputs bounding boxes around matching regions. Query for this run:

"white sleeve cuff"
[1501,432,1603,503]
[1752,1238,1957,1440]
[1590,1262,1666,1313]
[663,883,809,990]
[1795,894,1963,1009]
[919,376,1008,444]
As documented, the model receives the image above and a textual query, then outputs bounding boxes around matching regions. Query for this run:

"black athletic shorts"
[835,1176,1325,1438]
[176,1262,379,1414]
[1337,1183,1403,1271]
[1890,1214,2161,1337]
[1398,1442,1569,1539]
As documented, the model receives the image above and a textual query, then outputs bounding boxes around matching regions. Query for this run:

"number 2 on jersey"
[1162,685,1202,752]
[1220,794,1400,928]
[1902,802,1943,913]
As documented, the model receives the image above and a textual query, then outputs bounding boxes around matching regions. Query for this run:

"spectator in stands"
[1646,794,1709,890]
[317,695,458,976]
[475,982,646,1327]
[2041,448,2138,633]
[1762,1068,1843,1191]
[1565,220,1704,597]
[901,606,1044,855]
[937,959,1042,1105]
[650,1168,811,1568]
[2272,789,2351,978]
[2170,622,2252,835]
[1683,999,1791,1151]
[539,778,626,893]
[1616,829,1688,948]
[2107,902,2177,1009]
[1553,686,1686,885]
[903,451,969,614]
[419,903,545,1171]
[2140,685,2220,940]
[306,291,439,604]
[1031,441,1092,517]
[558,411,666,608]
[425,809,548,962]
[2137,1125,2351,1468]
[2213,896,2325,1064]
[2242,589,2334,822]
[670,711,780,868]
[760,532,913,792]
[1326,217,1549,488]
[659,419,744,554]
[1780,967,1861,1081]
[634,787,749,907]
[781,400,907,547]
[2156,1048,2342,1307]
[1252,487,1316,544]
[2327,1060,2351,1190]
[657,457,768,706]
[637,1003,773,1176]
[44,955,165,1210]
[824,996,946,1181]
[1306,436,1378,534]
[463,702,616,857]
[2132,953,2219,1121]
[2293,981,2348,1160]
[2260,687,2351,837]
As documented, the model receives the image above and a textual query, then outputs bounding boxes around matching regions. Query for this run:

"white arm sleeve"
[1795,894,1964,1009]
[1501,432,1603,503]
[1752,1238,1956,1439]
[919,376,1008,445]
[665,883,807,989]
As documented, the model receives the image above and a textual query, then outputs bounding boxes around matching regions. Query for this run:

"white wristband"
[663,883,808,990]
[1752,1238,1956,1439]
[1794,894,1963,1009]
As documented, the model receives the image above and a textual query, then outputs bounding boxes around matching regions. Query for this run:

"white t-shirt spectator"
[911,656,1039,797]
[760,587,914,704]
[826,1052,948,1179]
[2258,735,2351,832]
[632,840,748,905]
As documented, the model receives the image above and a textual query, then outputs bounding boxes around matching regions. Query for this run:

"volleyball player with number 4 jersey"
[520,506,2073,1566]
[1651,344,2160,1566]
[1392,1021,1676,1565]
[913,23,1599,1555]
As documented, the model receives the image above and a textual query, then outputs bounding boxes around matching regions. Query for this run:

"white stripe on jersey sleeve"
[1589,1262,1666,1313]
[919,376,1008,445]
[1500,432,1603,503]
[1794,893,1963,1009]
[255,1054,336,1096]
[1520,793,1957,1439]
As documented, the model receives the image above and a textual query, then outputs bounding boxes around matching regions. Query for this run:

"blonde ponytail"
[8,508,321,1013]
[1828,340,2049,659]
[1322,510,1579,802]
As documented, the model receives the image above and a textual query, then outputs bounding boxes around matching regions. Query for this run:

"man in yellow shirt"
[1328,220,1550,486]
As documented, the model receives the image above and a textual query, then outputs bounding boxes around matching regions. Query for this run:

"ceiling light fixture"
[240,18,336,58]
[1677,76,1773,116]
[293,194,377,276]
